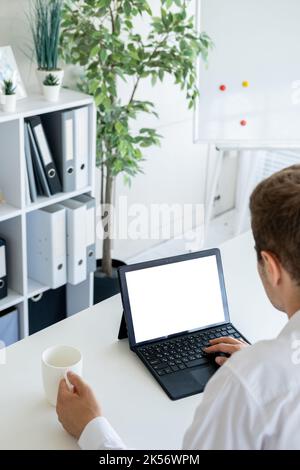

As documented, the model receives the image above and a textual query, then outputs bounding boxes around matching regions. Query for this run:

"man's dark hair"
[249,164,300,283]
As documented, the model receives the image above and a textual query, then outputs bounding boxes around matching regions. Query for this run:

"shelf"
[0,203,21,223]
[0,91,96,340]
[0,89,94,124]
[25,187,92,212]
[27,279,49,298]
[0,289,24,312]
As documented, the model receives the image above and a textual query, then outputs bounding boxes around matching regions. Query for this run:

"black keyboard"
[138,324,243,377]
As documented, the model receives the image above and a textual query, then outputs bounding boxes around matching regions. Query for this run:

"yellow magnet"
[242,81,249,87]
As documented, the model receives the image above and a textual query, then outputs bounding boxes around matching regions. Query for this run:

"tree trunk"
[101,170,114,277]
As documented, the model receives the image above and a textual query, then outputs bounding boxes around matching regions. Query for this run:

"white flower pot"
[2,94,16,113]
[36,69,64,93]
[43,85,61,102]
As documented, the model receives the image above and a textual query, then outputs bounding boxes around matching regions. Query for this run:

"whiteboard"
[196,0,300,145]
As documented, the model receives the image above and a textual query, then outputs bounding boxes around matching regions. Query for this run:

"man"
[57,165,300,449]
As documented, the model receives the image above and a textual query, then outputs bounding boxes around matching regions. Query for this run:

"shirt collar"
[278,309,300,338]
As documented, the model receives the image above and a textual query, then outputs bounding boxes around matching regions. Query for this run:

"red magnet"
[219,84,226,91]
[240,120,247,126]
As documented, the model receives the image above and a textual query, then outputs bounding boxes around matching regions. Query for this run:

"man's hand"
[204,336,249,366]
[56,371,102,440]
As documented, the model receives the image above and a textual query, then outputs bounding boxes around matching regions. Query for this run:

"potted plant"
[1,79,17,112]
[29,0,64,91]
[43,73,60,102]
[61,0,213,302]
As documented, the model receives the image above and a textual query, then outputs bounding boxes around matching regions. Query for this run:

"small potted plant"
[43,73,60,102]
[29,0,64,92]
[1,79,17,112]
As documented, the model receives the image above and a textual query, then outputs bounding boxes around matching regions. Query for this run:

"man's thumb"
[67,371,86,395]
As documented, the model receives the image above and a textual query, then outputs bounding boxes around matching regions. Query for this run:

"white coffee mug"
[42,345,83,406]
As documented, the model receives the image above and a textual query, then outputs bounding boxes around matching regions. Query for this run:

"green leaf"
[94,94,103,106]
[100,48,107,62]
[144,3,152,15]
[123,174,132,187]
[115,121,124,133]
[161,8,168,28]
[151,74,157,86]
[124,1,131,16]
[89,79,99,94]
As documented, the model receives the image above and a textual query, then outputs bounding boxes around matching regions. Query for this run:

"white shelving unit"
[0,89,96,340]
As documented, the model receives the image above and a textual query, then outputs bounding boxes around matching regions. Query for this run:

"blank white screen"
[125,255,225,344]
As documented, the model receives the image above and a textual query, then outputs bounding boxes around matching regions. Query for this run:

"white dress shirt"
[79,311,300,450]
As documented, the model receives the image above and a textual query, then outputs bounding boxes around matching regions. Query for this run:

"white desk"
[0,231,287,450]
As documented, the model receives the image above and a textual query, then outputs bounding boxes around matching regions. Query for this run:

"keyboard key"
[153,363,166,370]
[157,369,166,376]
[178,364,186,370]
[164,367,172,374]
[186,358,208,368]
[171,365,179,372]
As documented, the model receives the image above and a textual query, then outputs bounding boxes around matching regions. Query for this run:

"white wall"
[0,0,208,261]
[0,1,34,87]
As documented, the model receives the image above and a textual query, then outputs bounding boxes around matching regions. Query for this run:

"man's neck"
[286,301,300,319]
[280,281,300,319]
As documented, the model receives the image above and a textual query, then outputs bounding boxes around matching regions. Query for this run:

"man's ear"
[260,250,282,286]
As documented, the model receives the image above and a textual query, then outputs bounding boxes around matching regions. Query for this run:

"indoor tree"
[61,0,213,277]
